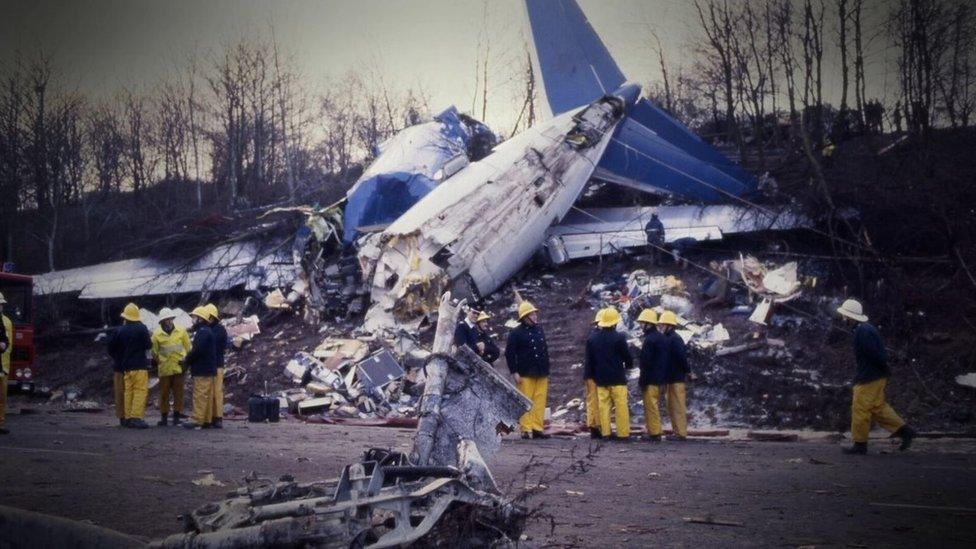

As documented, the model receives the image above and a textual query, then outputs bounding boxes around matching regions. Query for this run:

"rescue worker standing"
[583,309,605,439]
[637,309,669,441]
[454,308,481,355]
[0,293,13,435]
[644,213,665,266]
[837,299,916,454]
[205,304,227,429]
[585,307,633,440]
[505,301,551,439]
[151,307,191,426]
[183,307,218,430]
[106,303,152,429]
[474,311,500,364]
[659,311,690,440]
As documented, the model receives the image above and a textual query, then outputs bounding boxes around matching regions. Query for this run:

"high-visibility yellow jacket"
[1,314,12,375]
[151,326,191,377]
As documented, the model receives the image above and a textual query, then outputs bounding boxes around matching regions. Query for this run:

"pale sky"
[2,0,895,132]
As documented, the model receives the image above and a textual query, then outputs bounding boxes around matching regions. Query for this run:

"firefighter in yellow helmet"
[151,307,191,426]
[636,308,668,441]
[204,303,227,429]
[183,306,218,430]
[658,310,689,440]
[473,311,500,364]
[837,299,915,454]
[505,301,551,439]
[0,292,12,434]
[106,303,152,428]
[585,307,633,440]
[583,309,606,439]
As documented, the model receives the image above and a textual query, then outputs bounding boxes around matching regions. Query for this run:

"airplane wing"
[524,0,757,201]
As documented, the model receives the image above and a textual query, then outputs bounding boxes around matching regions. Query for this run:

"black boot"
[893,426,916,451]
[128,418,149,429]
[0,427,9,435]
[119,418,128,427]
[172,412,185,424]
[843,442,868,455]
[532,430,549,439]
[589,427,603,440]
[157,414,169,427]
[211,417,223,429]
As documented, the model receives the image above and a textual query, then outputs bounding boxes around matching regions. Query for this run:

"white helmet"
[0,292,6,304]
[158,307,178,321]
[836,299,868,322]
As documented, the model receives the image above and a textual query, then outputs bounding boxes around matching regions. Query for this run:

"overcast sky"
[2,0,896,132]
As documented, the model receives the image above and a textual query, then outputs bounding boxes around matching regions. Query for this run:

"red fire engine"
[0,272,35,392]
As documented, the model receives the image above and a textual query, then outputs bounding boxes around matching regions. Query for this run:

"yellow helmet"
[476,311,491,322]
[657,310,678,326]
[598,307,621,328]
[120,303,141,322]
[517,301,538,320]
[203,303,220,322]
[592,309,604,324]
[190,306,210,321]
[637,309,659,324]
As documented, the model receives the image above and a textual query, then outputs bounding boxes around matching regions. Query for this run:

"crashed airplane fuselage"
[360,86,639,330]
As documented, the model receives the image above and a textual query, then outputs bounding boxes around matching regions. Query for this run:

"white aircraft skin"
[361,93,631,331]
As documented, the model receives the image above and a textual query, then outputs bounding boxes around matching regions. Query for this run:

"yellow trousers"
[158,372,186,415]
[851,378,904,443]
[0,375,7,426]
[641,385,663,436]
[596,385,630,437]
[665,383,688,437]
[123,370,149,419]
[585,379,600,428]
[191,376,216,425]
[209,368,224,419]
[113,372,125,419]
[518,376,549,432]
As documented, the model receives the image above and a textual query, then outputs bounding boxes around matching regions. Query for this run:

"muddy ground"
[1,399,975,547]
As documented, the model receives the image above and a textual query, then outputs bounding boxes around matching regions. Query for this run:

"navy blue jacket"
[454,321,480,354]
[585,328,633,387]
[475,327,501,364]
[185,325,218,377]
[664,330,690,383]
[853,322,889,384]
[644,216,665,243]
[211,322,228,368]
[106,322,152,372]
[505,323,550,377]
[639,328,669,387]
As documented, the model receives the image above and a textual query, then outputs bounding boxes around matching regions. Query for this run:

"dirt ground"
[1,398,975,548]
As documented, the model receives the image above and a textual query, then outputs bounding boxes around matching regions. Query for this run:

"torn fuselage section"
[361,94,628,332]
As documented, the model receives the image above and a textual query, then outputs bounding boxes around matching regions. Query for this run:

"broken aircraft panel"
[342,107,496,243]
[544,205,809,264]
[360,88,636,332]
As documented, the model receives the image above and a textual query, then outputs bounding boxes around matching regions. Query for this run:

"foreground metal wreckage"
[152,294,532,548]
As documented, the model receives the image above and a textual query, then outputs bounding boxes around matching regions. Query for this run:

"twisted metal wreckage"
[150,294,530,548]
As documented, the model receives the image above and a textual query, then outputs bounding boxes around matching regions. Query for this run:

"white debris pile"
[273,336,423,421]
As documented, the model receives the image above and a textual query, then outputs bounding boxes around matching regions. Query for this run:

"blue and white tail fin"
[524,0,757,201]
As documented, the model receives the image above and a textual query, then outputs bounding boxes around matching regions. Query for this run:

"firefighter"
[505,301,551,440]
[836,299,916,455]
[637,308,669,441]
[583,309,605,439]
[205,303,227,429]
[585,307,633,441]
[183,307,217,430]
[106,303,152,429]
[0,292,12,434]
[658,310,689,440]
[474,311,500,364]
[644,213,665,266]
[454,307,481,355]
[151,307,191,426]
